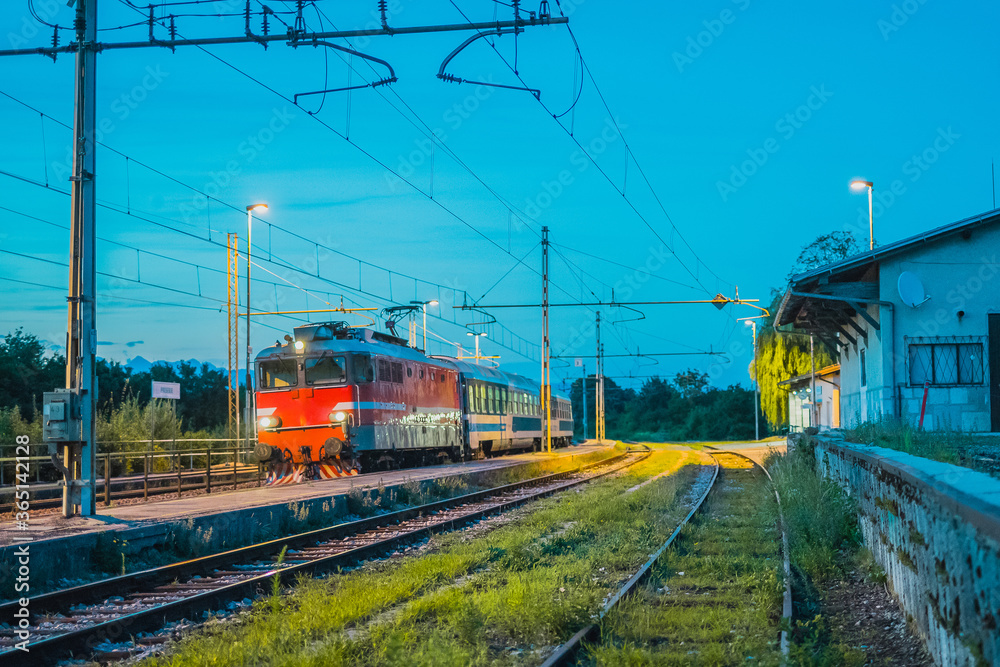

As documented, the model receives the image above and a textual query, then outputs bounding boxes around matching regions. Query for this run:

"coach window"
[419,368,425,379]
[259,358,298,389]
[305,354,347,386]
[407,366,413,378]
[479,385,486,413]
[488,386,495,414]
[501,388,508,413]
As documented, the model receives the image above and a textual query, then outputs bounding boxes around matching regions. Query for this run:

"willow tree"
[750,231,858,428]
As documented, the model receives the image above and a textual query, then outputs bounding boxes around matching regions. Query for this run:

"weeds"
[145,448,708,666]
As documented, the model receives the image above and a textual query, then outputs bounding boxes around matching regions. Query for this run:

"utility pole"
[595,312,604,443]
[810,334,817,429]
[581,363,587,441]
[10,3,566,517]
[749,321,760,441]
[59,0,98,517]
[541,226,551,453]
[227,234,239,451]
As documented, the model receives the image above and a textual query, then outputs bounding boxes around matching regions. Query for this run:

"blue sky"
[1,0,997,392]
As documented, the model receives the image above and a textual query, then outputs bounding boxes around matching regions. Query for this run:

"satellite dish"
[898,271,929,308]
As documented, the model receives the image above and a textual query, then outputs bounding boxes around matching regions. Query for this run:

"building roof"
[774,208,1000,344]
[777,364,840,388]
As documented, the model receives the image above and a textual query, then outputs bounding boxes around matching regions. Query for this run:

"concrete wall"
[814,434,1000,666]
[838,226,1000,431]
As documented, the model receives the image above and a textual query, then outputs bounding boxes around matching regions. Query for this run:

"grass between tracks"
[584,453,785,666]
[143,447,709,666]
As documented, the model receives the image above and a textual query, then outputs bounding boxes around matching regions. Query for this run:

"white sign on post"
[151,381,181,400]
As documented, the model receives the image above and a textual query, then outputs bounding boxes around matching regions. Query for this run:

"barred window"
[908,342,984,386]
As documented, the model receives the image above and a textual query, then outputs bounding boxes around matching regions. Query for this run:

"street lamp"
[466,331,487,362]
[743,319,760,441]
[851,179,874,250]
[411,300,438,351]
[246,203,267,451]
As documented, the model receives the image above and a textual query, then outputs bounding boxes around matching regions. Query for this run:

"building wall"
[838,226,1000,431]
[787,375,840,432]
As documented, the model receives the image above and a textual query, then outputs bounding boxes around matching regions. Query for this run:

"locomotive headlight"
[293,340,305,352]
[258,416,282,429]
[330,411,347,423]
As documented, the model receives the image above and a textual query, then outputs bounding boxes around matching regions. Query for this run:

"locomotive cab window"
[352,354,374,384]
[304,354,346,386]
[259,358,298,389]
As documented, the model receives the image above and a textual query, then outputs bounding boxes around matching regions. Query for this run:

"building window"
[909,341,984,386]
[860,349,866,387]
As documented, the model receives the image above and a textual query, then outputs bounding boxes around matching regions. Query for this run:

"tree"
[751,231,857,429]
[674,369,709,399]
[0,329,65,420]
[786,231,861,282]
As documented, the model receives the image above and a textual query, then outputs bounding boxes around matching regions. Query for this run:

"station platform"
[3,442,615,548]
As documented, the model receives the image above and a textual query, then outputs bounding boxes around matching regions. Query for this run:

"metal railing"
[0,439,263,509]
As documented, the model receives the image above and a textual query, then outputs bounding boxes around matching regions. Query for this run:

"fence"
[0,438,263,509]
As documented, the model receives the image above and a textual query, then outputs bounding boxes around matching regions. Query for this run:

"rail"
[542,446,793,666]
[0,450,644,665]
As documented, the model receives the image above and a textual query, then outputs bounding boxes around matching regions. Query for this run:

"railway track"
[0,450,648,665]
[541,448,792,666]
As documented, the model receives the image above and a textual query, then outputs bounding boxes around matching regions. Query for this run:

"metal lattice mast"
[227,233,240,448]
[542,226,551,453]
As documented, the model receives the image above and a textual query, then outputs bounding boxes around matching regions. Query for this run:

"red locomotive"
[252,321,573,484]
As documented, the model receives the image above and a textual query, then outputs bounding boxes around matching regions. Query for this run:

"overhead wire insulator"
[168,15,176,52]
[378,0,389,30]
[539,1,551,20]
[147,5,155,42]
[294,0,305,38]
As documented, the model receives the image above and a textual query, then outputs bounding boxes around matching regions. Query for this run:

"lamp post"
[411,300,438,351]
[245,203,267,453]
[744,319,760,441]
[851,179,874,250]
[466,331,487,362]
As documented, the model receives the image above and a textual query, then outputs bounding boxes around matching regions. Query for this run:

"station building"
[779,364,840,432]
[775,209,1000,431]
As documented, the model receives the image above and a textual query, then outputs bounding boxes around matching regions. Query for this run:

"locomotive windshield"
[259,358,298,389]
[305,354,347,385]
